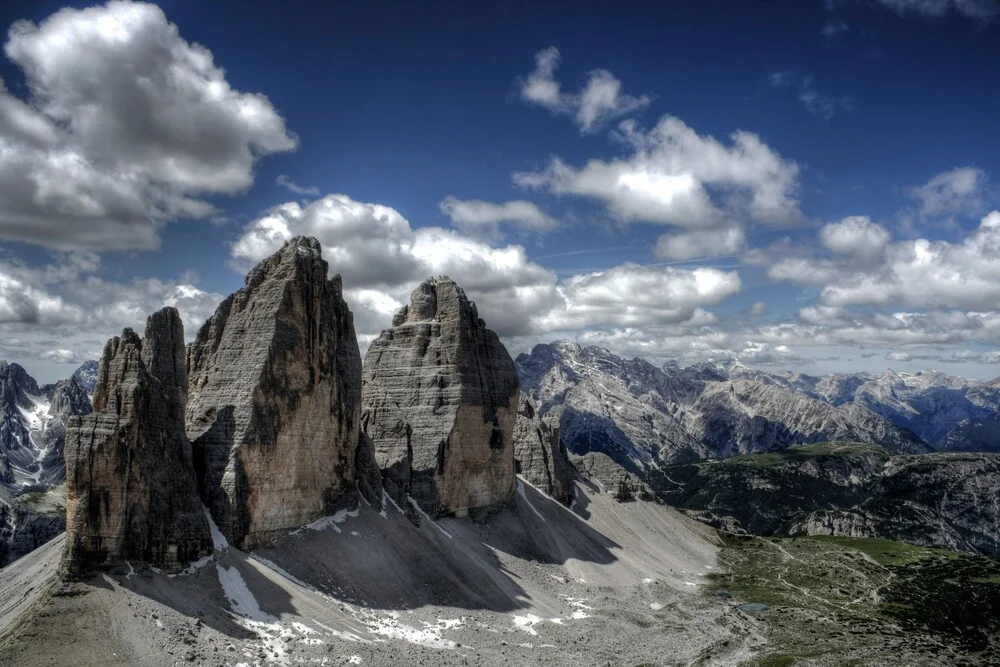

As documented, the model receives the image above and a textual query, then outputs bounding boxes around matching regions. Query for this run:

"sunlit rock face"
[361,276,520,517]
[64,307,211,577]
[186,236,363,549]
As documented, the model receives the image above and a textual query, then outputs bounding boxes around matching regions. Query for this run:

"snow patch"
[513,614,542,636]
[517,479,546,522]
[171,553,214,577]
[302,508,359,533]
[363,612,459,649]
[216,564,276,623]
[204,505,228,550]
[407,497,452,539]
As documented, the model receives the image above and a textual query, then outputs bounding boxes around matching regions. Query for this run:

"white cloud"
[872,0,999,21]
[0,257,224,370]
[885,351,911,361]
[540,264,739,331]
[907,166,986,218]
[518,47,650,133]
[231,195,423,290]
[515,116,801,228]
[819,216,890,263]
[0,271,82,326]
[654,225,746,261]
[0,1,295,251]
[231,194,741,344]
[276,175,319,196]
[821,210,1000,310]
[438,196,558,240]
[39,349,83,364]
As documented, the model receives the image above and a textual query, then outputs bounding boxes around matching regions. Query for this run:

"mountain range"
[517,341,1000,473]
[3,332,1000,566]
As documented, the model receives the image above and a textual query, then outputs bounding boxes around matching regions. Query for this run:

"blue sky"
[0,0,998,383]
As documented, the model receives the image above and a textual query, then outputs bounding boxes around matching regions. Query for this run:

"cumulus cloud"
[39,348,84,364]
[230,194,741,345]
[820,210,1000,309]
[540,264,740,331]
[438,196,558,240]
[0,1,295,251]
[907,166,986,218]
[515,116,801,228]
[0,257,224,369]
[654,226,746,261]
[518,47,651,133]
[819,215,891,263]
[0,272,82,326]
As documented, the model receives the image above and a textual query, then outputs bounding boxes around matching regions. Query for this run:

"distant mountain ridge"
[0,360,93,565]
[516,341,1000,473]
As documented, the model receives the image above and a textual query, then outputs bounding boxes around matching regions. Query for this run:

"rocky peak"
[71,360,99,395]
[63,307,211,577]
[186,235,363,549]
[0,361,39,412]
[362,276,520,517]
[46,377,92,421]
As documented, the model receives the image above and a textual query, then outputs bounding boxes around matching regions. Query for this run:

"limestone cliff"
[361,276,519,517]
[513,395,575,505]
[186,236,363,549]
[63,308,211,576]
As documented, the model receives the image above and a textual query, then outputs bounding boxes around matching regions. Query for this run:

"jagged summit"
[362,276,520,517]
[186,235,363,550]
[63,307,211,577]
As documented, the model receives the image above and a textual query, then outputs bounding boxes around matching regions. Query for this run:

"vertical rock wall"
[361,277,520,517]
[186,236,363,549]
[63,308,211,576]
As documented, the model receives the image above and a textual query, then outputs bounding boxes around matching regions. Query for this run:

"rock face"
[361,276,519,517]
[63,308,211,576]
[0,362,41,487]
[36,378,93,487]
[186,236,363,549]
[512,395,575,505]
[653,443,1000,556]
[571,451,650,501]
[71,360,100,395]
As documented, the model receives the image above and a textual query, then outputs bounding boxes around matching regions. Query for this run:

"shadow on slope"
[253,479,621,613]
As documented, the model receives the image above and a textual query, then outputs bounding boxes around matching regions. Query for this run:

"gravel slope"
[0,480,763,666]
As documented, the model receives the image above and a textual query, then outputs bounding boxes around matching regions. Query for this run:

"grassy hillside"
[710,534,1000,665]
